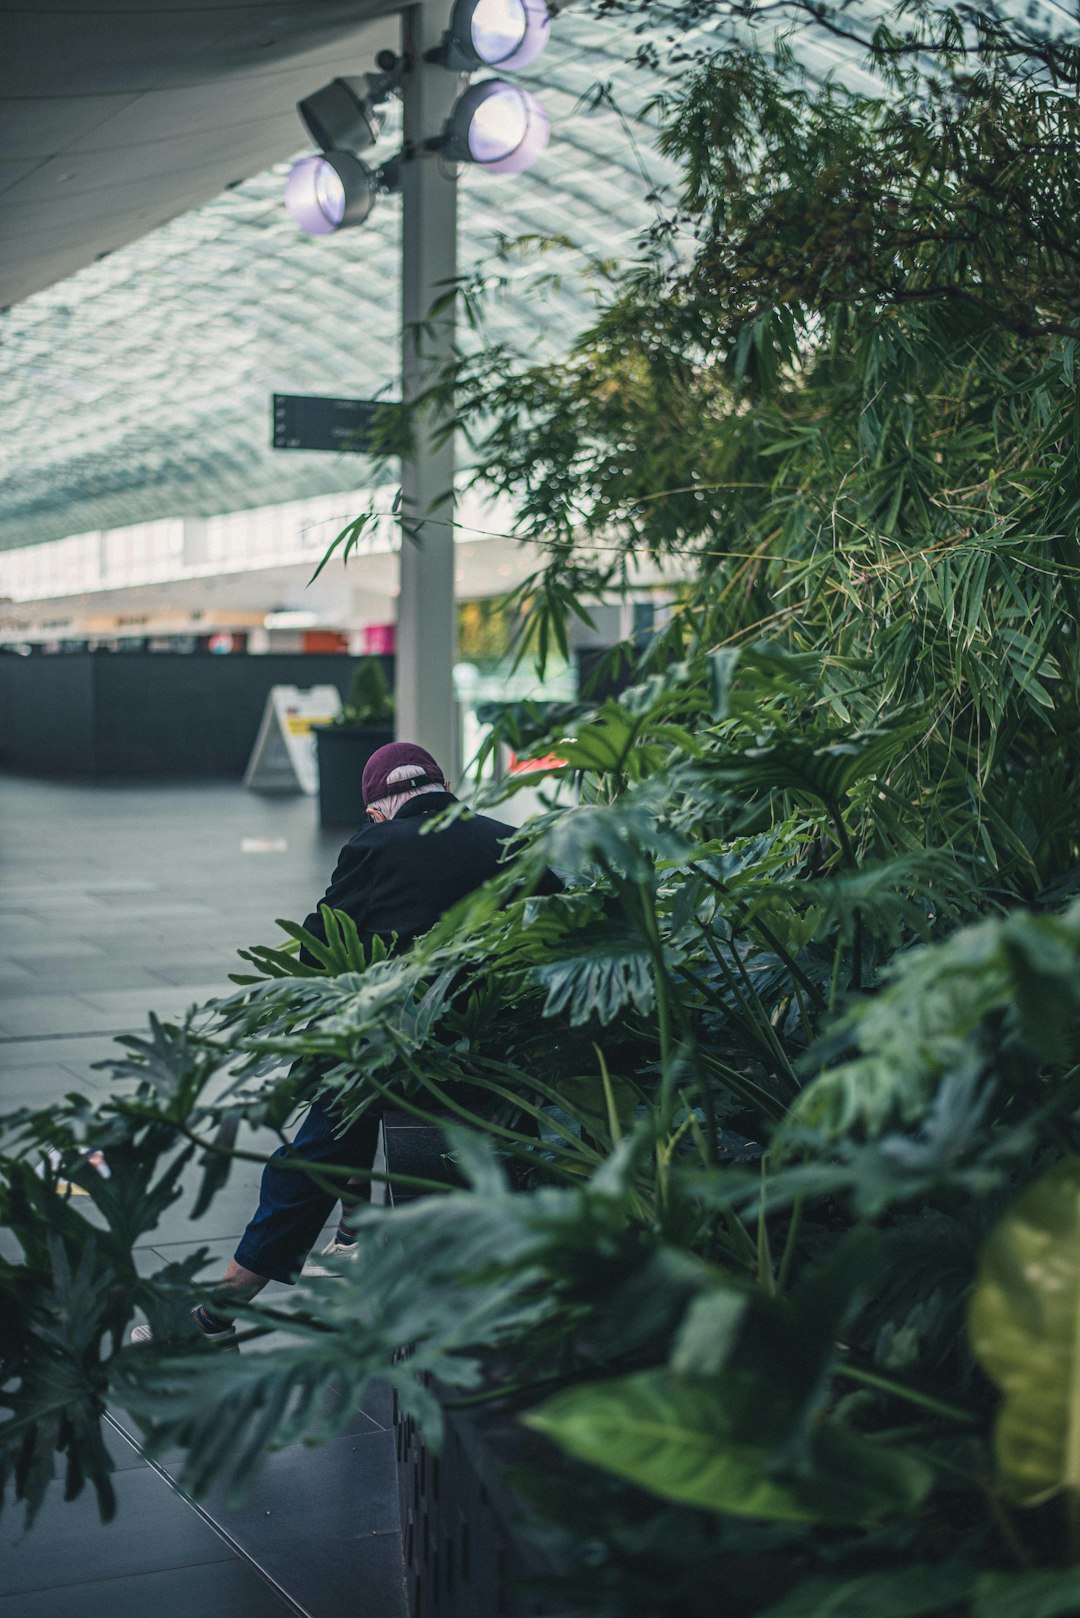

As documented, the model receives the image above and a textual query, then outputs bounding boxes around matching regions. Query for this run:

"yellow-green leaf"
[524,1368,931,1524]
[969,1157,1080,1505]
[975,1569,1080,1618]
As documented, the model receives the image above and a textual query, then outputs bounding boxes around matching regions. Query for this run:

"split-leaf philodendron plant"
[6,4,1080,1614]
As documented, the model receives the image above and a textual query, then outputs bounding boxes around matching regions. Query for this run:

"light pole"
[396,1,460,777]
[284,0,551,781]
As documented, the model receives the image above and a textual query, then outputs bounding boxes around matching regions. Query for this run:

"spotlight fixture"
[439,0,550,70]
[285,151,399,236]
[297,77,383,153]
[284,25,554,242]
[296,59,403,154]
[440,79,549,174]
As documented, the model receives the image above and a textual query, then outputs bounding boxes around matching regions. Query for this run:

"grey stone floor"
[0,772,406,1618]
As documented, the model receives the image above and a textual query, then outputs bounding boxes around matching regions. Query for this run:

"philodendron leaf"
[534,928,655,1026]
[974,1570,1080,1618]
[523,1368,932,1524]
[189,1113,239,1221]
[969,1157,1080,1506]
[707,716,924,811]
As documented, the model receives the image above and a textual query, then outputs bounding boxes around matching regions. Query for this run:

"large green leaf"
[671,1289,748,1377]
[534,922,655,1025]
[706,716,925,813]
[974,1570,1080,1618]
[707,642,828,723]
[538,790,690,884]
[969,1158,1080,1505]
[755,1563,975,1618]
[524,1367,932,1524]
[274,905,373,974]
[539,700,686,781]
[788,904,1080,1141]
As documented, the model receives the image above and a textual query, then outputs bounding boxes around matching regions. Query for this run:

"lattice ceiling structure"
[0,9,679,552]
[0,2,1063,555]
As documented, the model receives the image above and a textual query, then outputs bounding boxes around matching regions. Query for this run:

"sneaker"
[301,1238,358,1279]
[130,1312,237,1346]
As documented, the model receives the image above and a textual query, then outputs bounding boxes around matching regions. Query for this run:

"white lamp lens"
[469,0,527,63]
[314,161,346,226]
[468,84,529,164]
[285,152,376,235]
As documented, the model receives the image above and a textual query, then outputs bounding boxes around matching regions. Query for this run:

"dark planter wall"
[0,651,95,772]
[0,653,394,779]
[384,1114,570,1618]
[395,1386,569,1618]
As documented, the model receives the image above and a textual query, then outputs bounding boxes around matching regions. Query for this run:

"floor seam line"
[0,1549,240,1598]
[103,1412,316,1618]
[0,1029,131,1044]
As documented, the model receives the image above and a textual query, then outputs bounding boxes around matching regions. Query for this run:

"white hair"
[368,763,444,820]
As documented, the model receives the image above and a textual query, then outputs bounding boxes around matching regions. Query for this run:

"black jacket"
[300,792,523,963]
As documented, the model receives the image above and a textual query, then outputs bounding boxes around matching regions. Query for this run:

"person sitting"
[133,740,532,1343]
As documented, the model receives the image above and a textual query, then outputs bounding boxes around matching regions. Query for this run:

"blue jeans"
[233,1096,381,1284]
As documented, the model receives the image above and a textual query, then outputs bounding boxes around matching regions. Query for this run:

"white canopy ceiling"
[9,2,1057,556]
[0,1,406,309]
[0,5,680,550]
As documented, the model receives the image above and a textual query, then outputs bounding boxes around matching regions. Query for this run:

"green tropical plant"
[327,655,394,728]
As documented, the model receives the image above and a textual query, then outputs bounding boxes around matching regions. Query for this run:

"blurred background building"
[0,0,872,777]
[0,3,691,774]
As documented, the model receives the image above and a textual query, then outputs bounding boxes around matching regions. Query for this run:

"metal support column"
[396,1,459,777]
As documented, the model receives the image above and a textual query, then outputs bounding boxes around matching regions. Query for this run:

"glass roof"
[0,2,1061,554]
[0,10,692,552]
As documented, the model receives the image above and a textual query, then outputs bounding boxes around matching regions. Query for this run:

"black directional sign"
[272,394,380,453]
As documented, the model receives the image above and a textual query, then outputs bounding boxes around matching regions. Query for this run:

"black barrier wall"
[0,654,393,778]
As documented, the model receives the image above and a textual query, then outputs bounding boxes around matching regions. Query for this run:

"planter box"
[395,1376,571,1618]
[383,1112,573,1618]
[314,723,393,828]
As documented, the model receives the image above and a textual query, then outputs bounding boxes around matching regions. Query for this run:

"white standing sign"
[243,684,342,795]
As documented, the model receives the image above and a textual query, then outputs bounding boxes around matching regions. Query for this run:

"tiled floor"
[0,772,406,1618]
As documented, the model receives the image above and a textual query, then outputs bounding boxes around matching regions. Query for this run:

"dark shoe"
[130,1311,237,1346]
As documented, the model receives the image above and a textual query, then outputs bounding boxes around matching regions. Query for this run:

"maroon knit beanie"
[361,741,445,807]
